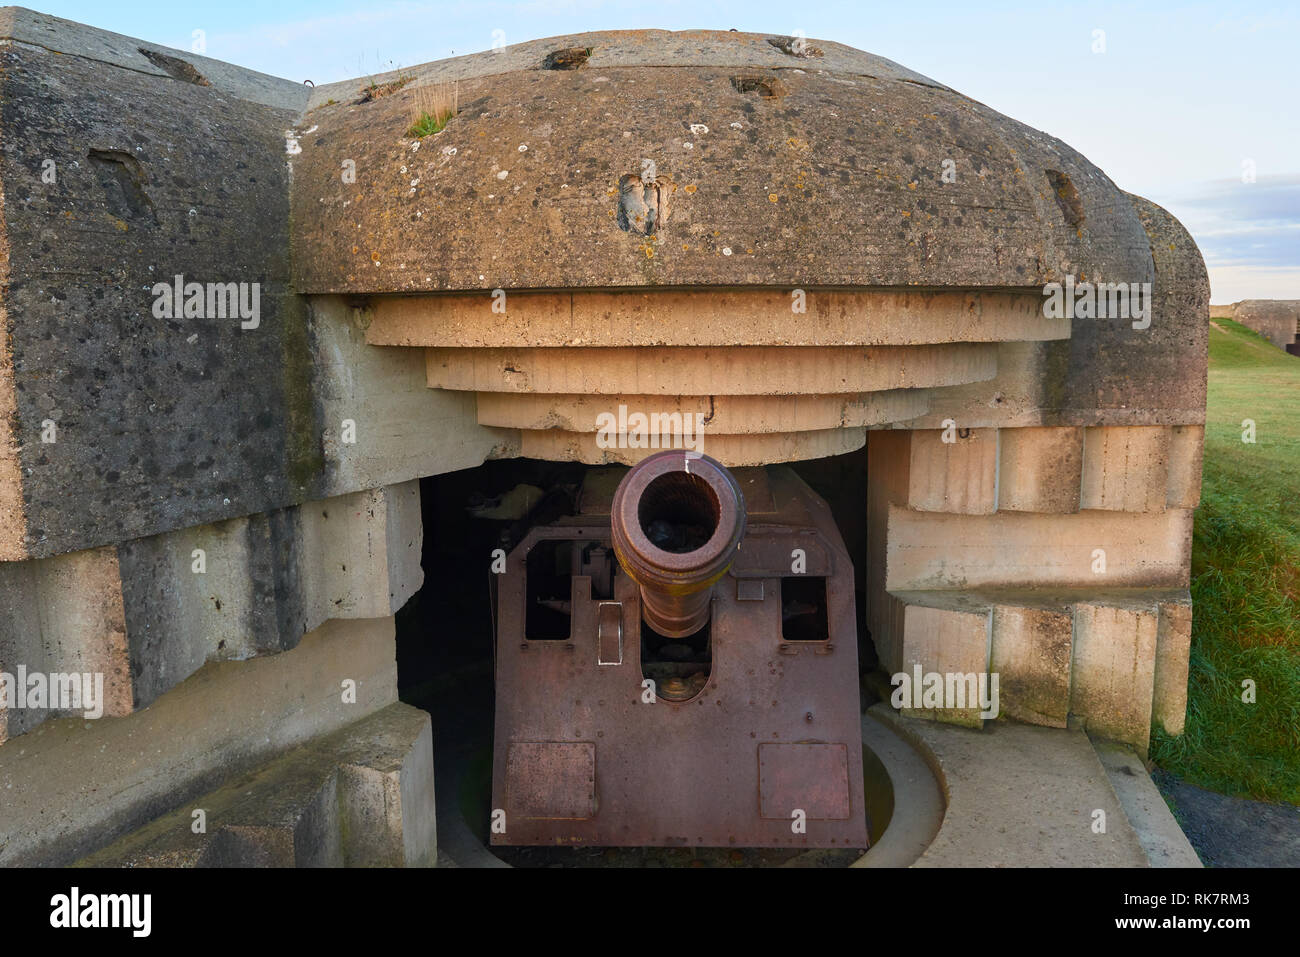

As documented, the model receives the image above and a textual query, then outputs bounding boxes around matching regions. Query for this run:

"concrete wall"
[1,480,425,741]
[866,424,1202,751]
[1,616,400,866]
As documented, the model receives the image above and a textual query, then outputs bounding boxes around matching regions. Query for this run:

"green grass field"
[1148,319,1300,805]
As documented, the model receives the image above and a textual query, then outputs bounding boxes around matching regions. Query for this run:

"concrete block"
[313,297,516,497]
[990,603,1073,728]
[428,342,998,395]
[907,428,998,514]
[886,507,1194,590]
[333,705,437,867]
[1081,426,1170,512]
[300,480,423,623]
[1166,425,1204,509]
[0,546,133,741]
[1152,597,1193,736]
[998,426,1083,513]
[1070,602,1159,752]
[896,601,991,728]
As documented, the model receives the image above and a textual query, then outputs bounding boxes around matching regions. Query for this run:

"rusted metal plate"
[506,742,596,820]
[490,464,868,848]
[758,743,852,820]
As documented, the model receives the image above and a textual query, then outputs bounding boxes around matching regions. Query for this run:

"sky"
[33,0,1300,303]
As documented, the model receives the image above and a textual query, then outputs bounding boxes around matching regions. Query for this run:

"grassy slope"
[1149,319,1300,804]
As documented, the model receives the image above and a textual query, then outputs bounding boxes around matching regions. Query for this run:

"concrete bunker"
[0,16,1208,867]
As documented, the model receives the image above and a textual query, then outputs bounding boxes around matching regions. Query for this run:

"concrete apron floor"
[867,704,1202,867]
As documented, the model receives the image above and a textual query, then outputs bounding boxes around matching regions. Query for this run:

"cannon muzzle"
[609,451,746,639]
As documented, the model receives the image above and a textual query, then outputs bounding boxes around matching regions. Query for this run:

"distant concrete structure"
[0,8,1208,865]
[1210,300,1300,353]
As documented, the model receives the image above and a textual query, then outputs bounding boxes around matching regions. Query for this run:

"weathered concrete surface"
[0,7,310,110]
[428,343,997,394]
[853,711,945,867]
[903,196,1208,430]
[2,481,423,736]
[885,507,1193,590]
[872,706,1151,867]
[518,423,866,466]
[1093,739,1201,867]
[1057,194,1208,427]
[311,297,515,496]
[0,616,398,867]
[476,389,930,434]
[78,703,436,867]
[1151,597,1192,736]
[904,428,998,515]
[116,480,423,708]
[1080,426,1170,513]
[990,602,1073,728]
[1166,425,1204,508]
[0,22,507,562]
[997,426,1083,512]
[1071,601,1159,752]
[307,30,949,107]
[875,587,1192,752]
[0,26,311,560]
[368,290,1067,347]
[290,32,1154,294]
[0,546,134,741]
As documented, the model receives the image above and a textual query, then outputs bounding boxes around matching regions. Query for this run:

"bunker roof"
[290,29,1155,294]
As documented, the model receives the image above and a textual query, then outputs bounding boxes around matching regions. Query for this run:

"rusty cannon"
[490,451,869,848]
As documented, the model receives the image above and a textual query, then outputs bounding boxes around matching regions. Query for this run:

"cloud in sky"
[1153,176,1300,301]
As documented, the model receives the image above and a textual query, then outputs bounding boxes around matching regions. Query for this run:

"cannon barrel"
[609,451,746,639]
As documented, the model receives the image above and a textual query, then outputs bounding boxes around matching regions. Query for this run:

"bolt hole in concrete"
[1045,169,1086,228]
[88,148,156,222]
[731,74,786,97]
[543,47,591,70]
[395,451,939,866]
[617,172,675,235]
